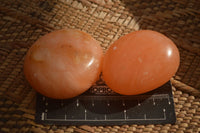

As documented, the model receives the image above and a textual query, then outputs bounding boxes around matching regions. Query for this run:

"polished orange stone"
[24,29,103,99]
[102,30,180,95]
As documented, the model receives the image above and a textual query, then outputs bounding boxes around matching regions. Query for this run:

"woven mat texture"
[0,0,200,133]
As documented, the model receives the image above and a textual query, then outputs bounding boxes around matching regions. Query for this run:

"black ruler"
[35,81,176,125]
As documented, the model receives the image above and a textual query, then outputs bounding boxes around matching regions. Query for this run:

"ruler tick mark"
[92,100,94,107]
[124,110,127,120]
[153,98,156,105]
[76,99,79,107]
[163,109,166,120]
[163,109,166,112]
[85,109,87,120]
[41,112,45,120]
[122,100,125,106]
[168,97,171,105]
[107,101,110,106]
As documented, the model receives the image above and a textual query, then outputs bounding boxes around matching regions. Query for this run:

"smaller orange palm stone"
[103,30,180,95]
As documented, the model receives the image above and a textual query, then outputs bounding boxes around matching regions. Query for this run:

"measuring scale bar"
[35,81,176,125]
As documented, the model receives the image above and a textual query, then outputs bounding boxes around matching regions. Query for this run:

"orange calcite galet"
[103,30,180,95]
[24,29,103,99]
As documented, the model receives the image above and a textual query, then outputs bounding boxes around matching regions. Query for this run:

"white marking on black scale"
[35,81,176,125]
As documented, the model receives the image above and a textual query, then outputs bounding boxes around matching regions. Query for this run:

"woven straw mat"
[0,0,200,133]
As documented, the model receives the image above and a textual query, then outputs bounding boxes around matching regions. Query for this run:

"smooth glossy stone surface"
[103,30,180,95]
[24,29,103,99]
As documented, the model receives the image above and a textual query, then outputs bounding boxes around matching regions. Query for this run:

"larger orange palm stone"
[24,29,103,99]
[103,30,180,95]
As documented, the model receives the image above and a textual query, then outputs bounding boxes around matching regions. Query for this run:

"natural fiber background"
[0,0,200,132]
